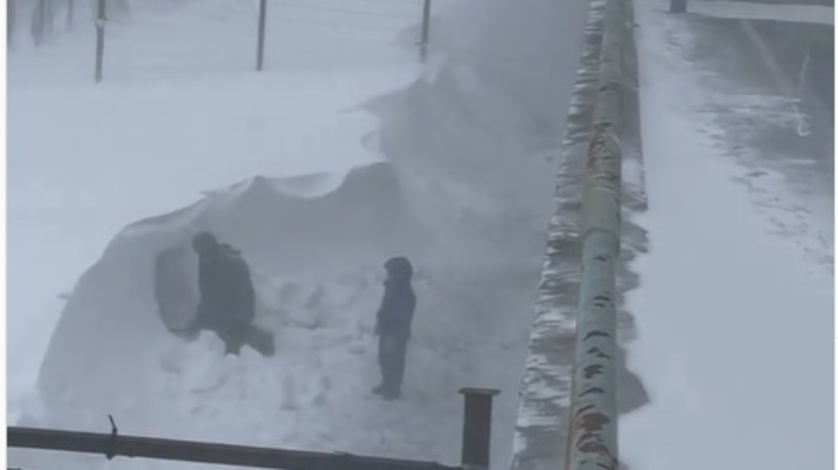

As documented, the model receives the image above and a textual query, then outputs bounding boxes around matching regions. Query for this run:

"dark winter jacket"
[194,238,255,328]
[375,257,416,341]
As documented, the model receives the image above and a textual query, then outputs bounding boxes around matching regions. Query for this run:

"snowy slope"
[9,0,423,427]
[10,0,593,469]
[621,2,833,470]
[7,65,418,422]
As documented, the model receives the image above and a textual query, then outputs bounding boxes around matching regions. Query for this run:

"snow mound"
[29,161,429,434]
[15,152,540,470]
[264,172,347,199]
[115,161,427,271]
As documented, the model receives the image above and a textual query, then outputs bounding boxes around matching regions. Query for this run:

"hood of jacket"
[384,256,413,287]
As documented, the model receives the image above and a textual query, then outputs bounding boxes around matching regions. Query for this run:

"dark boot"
[245,325,276,357]
[216,326,244,355]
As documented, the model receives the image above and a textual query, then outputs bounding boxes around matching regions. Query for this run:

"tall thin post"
[256,0,267,71]
[94,0,106,83]
[8,0,15,46]
[68,0,74,28]
[565,0,624,468]
[419,0,432,62]
[669,0,687,13]
[459,388,499,470]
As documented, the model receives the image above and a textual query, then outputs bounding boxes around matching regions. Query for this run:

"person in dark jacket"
[373,256,416,400]
[191,231,274,356]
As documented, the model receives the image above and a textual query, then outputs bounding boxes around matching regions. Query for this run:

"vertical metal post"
[256,0,267,71]
[68,0,74,28]
[8,0,15,46]
[94,0,106,83]
[419,0,431,62]
[669,0,687,13]
[565,0,624,469]
[459,388,499,470]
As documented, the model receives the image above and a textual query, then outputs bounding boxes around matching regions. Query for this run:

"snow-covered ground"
[8,5,421,423]
[14,1,832,469]
[9,0,592,469]
[7,69,428,399]
[7,0,429,439]
[621,2,833,470]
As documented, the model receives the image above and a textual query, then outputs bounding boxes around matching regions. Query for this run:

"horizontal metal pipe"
[565,0,625,469]
[9,426,459,470]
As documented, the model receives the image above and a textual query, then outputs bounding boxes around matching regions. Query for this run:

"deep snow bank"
[16,152,554,470]
[33,161,428,428]
[7,65,418,417]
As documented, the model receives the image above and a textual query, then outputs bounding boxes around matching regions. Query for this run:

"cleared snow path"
[621,2,833,470]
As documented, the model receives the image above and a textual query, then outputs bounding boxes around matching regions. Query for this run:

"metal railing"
[8,388,499,470]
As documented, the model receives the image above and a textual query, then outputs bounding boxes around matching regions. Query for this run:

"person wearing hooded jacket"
[373,256,417,400]
[191,231,274,357]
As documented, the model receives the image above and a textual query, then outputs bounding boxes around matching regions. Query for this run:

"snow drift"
[16,152,554,470]
[33,161,429,429]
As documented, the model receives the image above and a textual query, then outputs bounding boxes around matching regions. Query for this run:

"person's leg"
[392,338,407,391]
[213,320,245,356]
[379,337,404,400]
[380,338,406,400]
[373,336,389,394]
[228,323,249,355]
